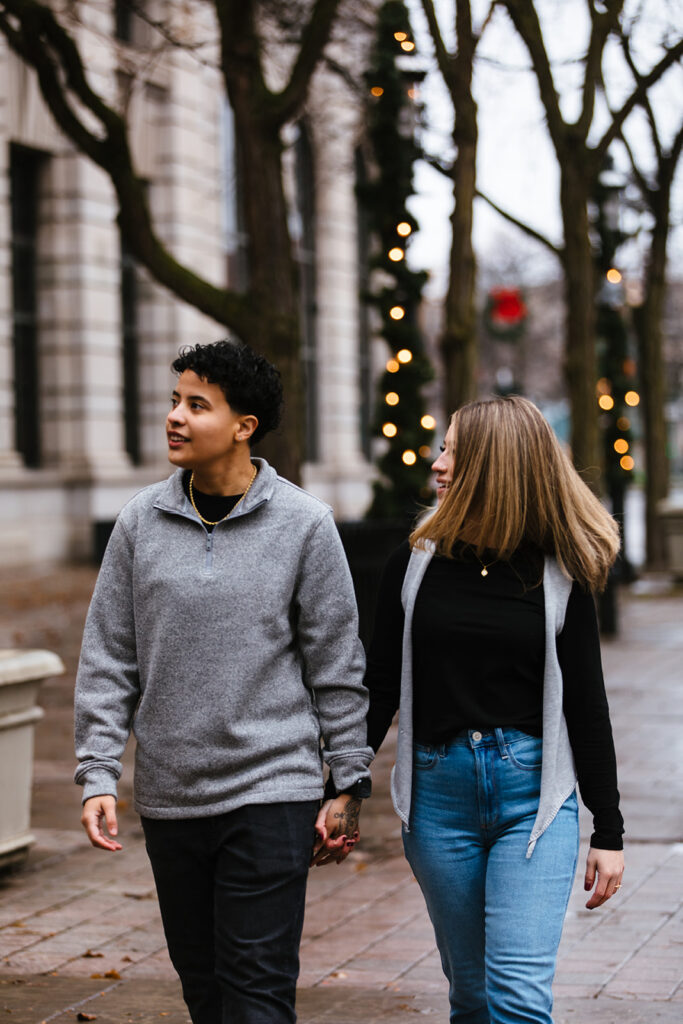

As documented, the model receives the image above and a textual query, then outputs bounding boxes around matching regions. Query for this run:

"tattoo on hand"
[330,798,361,838]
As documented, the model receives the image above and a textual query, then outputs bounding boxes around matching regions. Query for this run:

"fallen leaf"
[123,891,156,900]
[328,970,347,979]
[76,1014,97,1021]
[82,950,104,959]
[103,970,121,980]
[89,974,102,980]
[121,956,133,963]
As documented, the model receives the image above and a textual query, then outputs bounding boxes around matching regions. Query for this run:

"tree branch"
[576,0,624,139]
[421,0,455,94]
[595,37,683,163]
[501,0,565,151]
[620,30,663,163]
[0,0,253,333]
[269,0,343,125]
[475,189,563,259]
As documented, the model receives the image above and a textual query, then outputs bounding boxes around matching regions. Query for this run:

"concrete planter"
[659,501,683,581]
[0,649,64,869]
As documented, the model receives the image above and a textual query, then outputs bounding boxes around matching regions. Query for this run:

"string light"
[402,449,417,465]
[385,391,399,406]
[407,87,417,100]
[386,358,400,373]
[388,247,404,262]
[614,439,629,455]
[370,86,384,97]
[596,378,611,395]
[401,40,415,51]
[598,394,615,411]
[617,416,630,431]
[382,422,397,438]
[624,391,640,407]
[606,268,622,284]
[620,455,634,471]
[418,445,431,458]
[389,306,405,320]
[397,349,412,363]
[394,31,407,41]
[421,414,436,430]
[396,222,412,237]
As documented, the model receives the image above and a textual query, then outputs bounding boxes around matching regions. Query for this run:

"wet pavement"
[0,564,681,1023]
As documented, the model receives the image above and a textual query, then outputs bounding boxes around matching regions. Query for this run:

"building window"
[10,144,44,468]
[293,123,319,462]
[120,235,141,465]
[355,148,372,460]
[221,99,249,292]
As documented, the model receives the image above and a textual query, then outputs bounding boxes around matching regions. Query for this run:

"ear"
[234,414,259,443]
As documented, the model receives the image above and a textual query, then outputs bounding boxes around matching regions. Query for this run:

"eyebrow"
[171,390,212,405]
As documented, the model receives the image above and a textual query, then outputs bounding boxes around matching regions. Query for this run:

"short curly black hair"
[171,340,283,445]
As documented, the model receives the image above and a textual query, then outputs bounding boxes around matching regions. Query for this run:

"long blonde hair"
[410,396,620,591]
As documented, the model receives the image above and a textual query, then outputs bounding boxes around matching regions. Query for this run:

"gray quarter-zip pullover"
[74,460,373,817]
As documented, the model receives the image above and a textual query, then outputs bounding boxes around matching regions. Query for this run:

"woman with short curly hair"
[75,339,372,1024]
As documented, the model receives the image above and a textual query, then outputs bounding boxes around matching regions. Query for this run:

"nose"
[167,404,185,427]
[432,450,446,473]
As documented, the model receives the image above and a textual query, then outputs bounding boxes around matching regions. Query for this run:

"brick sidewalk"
[1,567,682,1022]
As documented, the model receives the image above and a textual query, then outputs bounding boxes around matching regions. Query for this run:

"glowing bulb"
[606,268,622,284]
[421,414,436,430]
[596,378,611,395]
[370,86,384,97]
[397,349,412,363]
[418,445,431,458]
[407,87,417,100]
[624,390,640,407]
[620,455,634,471]
[396,222,412,237]
[394,31,407,41]
[382,422,397,438]
[598,394,615,411]
[388,247,404,262]
[385,391,399,406]
[402,449,417,465]
[401,40,415,52]
[389,306,405,321]
[617,416,630,431]
[386,358,399,373]
[614,439,629,455]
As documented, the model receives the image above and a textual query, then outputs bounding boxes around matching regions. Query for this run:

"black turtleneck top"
[365,541,624,850]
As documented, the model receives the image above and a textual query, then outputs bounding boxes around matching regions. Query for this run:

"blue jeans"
[402,729,579,1024]
[142,800,318,1024]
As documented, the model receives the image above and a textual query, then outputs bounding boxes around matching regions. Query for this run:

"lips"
[167,433,188,447]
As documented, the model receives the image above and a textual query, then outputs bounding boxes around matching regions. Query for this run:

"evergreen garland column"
[361,0,435,520]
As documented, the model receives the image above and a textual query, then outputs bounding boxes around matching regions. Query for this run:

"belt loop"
[495,727,508,759]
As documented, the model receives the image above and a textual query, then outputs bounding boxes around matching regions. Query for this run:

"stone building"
[0,1,382,566]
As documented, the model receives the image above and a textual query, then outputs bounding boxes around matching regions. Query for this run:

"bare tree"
[497,0,682,474]
[617,33,683,566]
[419,0,496,412]
[0,0,364,482]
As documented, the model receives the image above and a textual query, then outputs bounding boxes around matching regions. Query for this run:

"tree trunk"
[559,153,599,479]
[440,5,478,416]
[633,191,670,568]
[225,71,303,483]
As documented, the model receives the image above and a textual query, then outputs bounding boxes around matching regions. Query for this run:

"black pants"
[141,800,319,1024]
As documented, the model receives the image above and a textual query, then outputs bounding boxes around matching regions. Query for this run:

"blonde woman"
[365,397,624,1024]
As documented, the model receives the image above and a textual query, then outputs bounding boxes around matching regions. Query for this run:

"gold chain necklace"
[188,465,257,526]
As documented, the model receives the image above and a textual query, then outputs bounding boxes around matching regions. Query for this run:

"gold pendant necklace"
[472,548,496,577]
[188,465,257,526]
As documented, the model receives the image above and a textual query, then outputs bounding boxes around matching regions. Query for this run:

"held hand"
[584,848,624,909]
[81,795,122,851]
[310,794,362,867]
